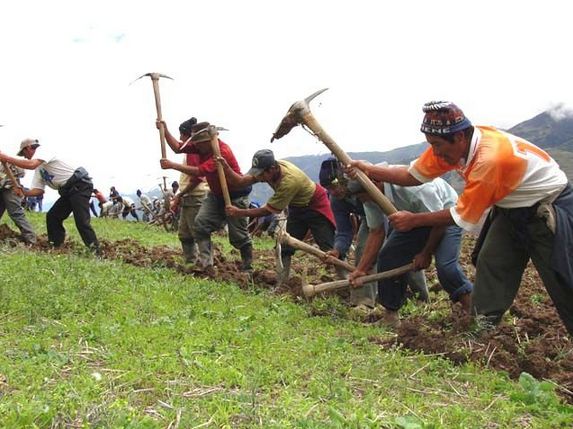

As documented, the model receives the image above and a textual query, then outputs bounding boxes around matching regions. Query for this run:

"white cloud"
[548,103,573,121]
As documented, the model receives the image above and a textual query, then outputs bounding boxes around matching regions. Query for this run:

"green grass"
[0,214,572,428]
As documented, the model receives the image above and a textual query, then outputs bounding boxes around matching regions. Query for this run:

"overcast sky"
[1,0,572,202]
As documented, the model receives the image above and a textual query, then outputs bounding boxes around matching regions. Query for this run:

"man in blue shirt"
[347,162,473,328]
[319,159,428,310]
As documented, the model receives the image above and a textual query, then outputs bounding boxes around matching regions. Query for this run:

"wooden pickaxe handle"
[301,112,397,215]
[150,77,167,159]
[1,161,23,194]
[279,231,356,272]
[209,127,232,207]
[302,262,413,298]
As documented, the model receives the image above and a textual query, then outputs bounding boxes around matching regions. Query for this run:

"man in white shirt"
[136,189,154,222]
[119,195,139,221]
[0,138,99,252]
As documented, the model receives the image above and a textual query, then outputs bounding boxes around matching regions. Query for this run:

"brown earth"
[1,224,571,402]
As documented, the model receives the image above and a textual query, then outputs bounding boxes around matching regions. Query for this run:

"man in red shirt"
[160,122,253,272]
[158,117,209,264]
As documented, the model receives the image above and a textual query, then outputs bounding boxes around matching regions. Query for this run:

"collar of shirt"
[459,126,481,171]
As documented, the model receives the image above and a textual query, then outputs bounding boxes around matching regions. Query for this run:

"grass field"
[0,213,571,428]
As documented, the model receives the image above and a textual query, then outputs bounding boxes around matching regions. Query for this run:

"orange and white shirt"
[409,126,568,231]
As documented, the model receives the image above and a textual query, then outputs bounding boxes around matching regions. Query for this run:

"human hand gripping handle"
[346,160,371,179]
[225,205,241,217]
[159,158,174,170]
[412,250,432,270]
[388,210,417,232]
[321,249,341,265]
[156,119,166,131]
[348,268,368,288]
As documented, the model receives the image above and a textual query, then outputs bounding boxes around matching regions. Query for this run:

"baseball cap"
[247,149,276,176]
[18,138,40,156]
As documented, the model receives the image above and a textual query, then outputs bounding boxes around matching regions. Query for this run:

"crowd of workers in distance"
[90,183,180,224]
[0,101,571,338]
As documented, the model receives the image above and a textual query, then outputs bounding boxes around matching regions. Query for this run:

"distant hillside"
[250,110,573,204]
[508,111,573,151]
[508,112,573,181]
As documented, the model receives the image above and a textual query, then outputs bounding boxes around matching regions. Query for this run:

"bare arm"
[156,120,182,153]
[349,161,422,186]
[413,225,447,270]
[226,204,273,219]
[217,156,257,188]
[24,188,45,197]
[160,159,201,177]
[0,152,43,170]
[389,208,455,231]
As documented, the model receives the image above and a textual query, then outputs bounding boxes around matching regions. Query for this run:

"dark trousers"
[281,209,335,257]
[378,225,472,311]
[473,209,573,336]
[47,181,99,249]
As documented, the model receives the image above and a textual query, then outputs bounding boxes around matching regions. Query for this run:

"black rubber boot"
[180,239,198,264]
[239,244,253,271]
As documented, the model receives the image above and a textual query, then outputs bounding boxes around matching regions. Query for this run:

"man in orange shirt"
[350,101,573,336]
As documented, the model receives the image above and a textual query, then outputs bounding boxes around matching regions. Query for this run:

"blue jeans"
[378,225,472,311]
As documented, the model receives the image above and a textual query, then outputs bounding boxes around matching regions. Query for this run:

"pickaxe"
[274,211,355,281]
[271,89,398,216]
[0,125,24,195]
[276,227,355,272]
[132,72,174,190]
[1,161,23,196]
[208,125,232,207]
[302,262,414,298]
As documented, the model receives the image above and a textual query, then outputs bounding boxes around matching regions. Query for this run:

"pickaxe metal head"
[270,88,329,142]
[130,72,174,85]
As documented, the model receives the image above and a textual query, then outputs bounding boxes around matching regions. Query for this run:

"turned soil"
[1,224,571,403]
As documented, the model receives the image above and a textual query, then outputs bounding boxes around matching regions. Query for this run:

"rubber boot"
[181,239,198,264]
[196,238,213,269]
[277,255,291,286]
[239,243,253,272]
